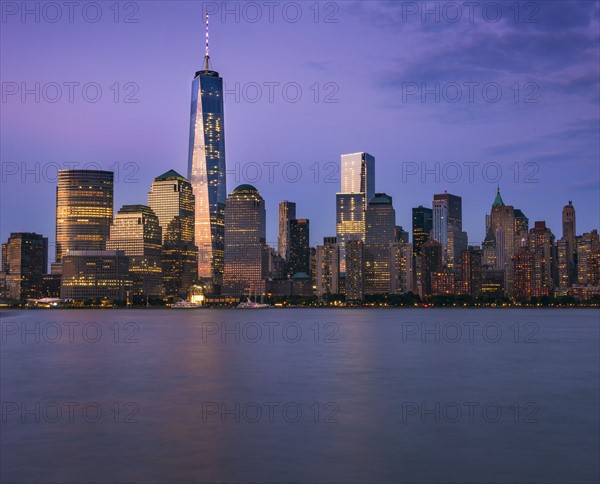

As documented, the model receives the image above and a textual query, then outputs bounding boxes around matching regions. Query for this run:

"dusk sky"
[1,0,599,253]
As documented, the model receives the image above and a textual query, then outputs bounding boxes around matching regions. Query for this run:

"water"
[1,308,598,483]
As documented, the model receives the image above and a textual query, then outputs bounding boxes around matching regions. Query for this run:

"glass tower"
[148,170,198,297]
[106,205,164,297]
[336,152,375,273]
[188,32,226,290]
[55,170,113,262]
[365,193,396,294]
[222,185,268,297]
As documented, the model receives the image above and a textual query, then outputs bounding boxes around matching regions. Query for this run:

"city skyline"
[2,2,599,252]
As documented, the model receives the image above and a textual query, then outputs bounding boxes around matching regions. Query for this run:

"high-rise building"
[577,230,600,286]
[482,226,497,269]
[106,205,164,297]
[446,224,468,270]
[2,232,48,300]
[345,239,365,304]
[278,201,296,262]
[459,246,482,297]
[364,193,395,294]
[148,170,198,297]
[390,242,414,294]
[432,192,462,249]
[557,238,570,289]
[222,185,268,296]
[513,237,535,300]
[336,152,375,272]
[315,237,339,297]
[489,187,516,294]
[289,218,310,276]
[55,170,113,262]
[61,250,131,301]
[395,226,409,243]
[528,221,555,296]
[421,237,443,296]
[188,18,227,288]
[562,201,577,284]
[412,205,433,256]
[432,270,456,295]
[562,201,576,261]
[514,209,529,236]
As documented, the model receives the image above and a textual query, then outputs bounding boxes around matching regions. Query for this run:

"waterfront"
[1,308,599,483]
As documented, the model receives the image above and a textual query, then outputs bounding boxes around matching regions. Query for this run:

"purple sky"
[1,1,599,255]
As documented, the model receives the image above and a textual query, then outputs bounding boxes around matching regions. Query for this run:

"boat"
[237,293,271,309]
[171,300,203,309]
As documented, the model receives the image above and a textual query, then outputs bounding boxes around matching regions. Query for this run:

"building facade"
[55,170,113,263]
[278,201,296,262]
[336,152,375,272]
[148,170,198,297]
[289,218,310,276]
[187,47,227,288]
[2,232,48,300]
[61,250,131,301]
[222,185,268,296]
[364,193,395,294]
[106,205,164,297]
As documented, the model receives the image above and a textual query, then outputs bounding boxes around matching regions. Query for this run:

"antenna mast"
[204,12,210,71]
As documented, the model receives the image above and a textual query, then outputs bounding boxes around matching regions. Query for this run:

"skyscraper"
[2,232,48,300]
[432,192,462,244]
[390,241,414,294]
[528,221,555,296]
[148,170,198,297]
[289,218,310,276]
[345,239,365,304]
[489,187,516,294]
[514,209,529,236]
[446,224,468,270]
[576,230,600,286]
[513,238,535,300]
[336,152,375,272]
[421,237,443,296]
[278,201,296,262]
[365,193,396,294]
[562,201,576,262]
[222,185,268,296]
[412,205,433,256]
[315,237,339,297]
[188,14,226,289]
[55,170,113,262]
[106,205,164,297]
[459,246,482,297]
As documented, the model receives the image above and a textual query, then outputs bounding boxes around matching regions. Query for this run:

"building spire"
[492,185,505,207]
[204,12,210,71]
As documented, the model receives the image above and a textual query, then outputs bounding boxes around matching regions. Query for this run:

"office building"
[187,21,227,287]
[55,170,113,262]
[222,185,268,296]
[148,170,198,297]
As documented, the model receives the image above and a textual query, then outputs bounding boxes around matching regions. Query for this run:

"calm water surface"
[1,308,598,483]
